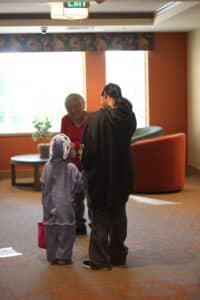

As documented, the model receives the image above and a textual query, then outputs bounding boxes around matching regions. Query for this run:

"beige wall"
[187,30,200,169]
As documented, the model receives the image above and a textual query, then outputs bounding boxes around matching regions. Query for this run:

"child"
[41,133,84,265]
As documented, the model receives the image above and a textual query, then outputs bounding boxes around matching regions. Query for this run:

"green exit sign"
[64,1,90,8]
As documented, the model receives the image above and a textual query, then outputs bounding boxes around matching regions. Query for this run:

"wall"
[85,51,105,111]
[148,32,187,134]
[187,29,200,169]
[0,33,188,171]
[0,135,37,172]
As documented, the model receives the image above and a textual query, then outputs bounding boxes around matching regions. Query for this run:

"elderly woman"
[61,93,89,235]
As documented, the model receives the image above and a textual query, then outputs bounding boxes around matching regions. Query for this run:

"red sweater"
[61,115,85,170]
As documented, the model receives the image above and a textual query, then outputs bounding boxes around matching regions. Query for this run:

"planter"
[37,143,50,159]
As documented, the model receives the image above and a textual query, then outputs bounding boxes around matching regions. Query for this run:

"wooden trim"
[0,12,154,20]
[0,13,50,20]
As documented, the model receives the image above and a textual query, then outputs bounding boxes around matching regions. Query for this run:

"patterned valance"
[0,32,154,52]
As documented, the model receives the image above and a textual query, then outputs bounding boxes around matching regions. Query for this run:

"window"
[105,51,147,127]
[0,52,85,134]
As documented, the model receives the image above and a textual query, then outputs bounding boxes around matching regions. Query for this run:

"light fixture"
[50,1,89,20]
[64,2,89,20]
[50,2,64,19]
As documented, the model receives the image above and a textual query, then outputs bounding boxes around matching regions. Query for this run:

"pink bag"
[37,221,46,249]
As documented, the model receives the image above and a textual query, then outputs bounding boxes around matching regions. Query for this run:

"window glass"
[105,51,147,127]
[0,52,85,134]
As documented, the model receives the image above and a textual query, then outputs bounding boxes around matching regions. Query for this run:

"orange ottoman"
[130,133,186,193]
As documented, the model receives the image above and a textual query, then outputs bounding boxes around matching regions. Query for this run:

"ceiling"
[0,0,200,34]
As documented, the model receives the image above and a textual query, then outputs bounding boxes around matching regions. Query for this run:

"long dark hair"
[101,83,132,109]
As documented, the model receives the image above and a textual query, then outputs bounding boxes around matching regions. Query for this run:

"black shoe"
[76,224,87,235]
[56,259,72,265]
[49,260,57,265]
[111,259,126,266]
[82,260,112,270]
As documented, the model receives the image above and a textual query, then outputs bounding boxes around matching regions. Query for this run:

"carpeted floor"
[0,175,200,300]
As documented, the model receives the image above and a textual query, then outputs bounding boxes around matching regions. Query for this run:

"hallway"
[0,174,199,300]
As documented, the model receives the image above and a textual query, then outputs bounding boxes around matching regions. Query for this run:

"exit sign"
[64,1,90,8]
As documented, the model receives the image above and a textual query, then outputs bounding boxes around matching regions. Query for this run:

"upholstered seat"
[131,126,164,144]
[130,133,186,193]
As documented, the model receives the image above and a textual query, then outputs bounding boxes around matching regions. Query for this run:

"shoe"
[111,256,127,266]
[76,224,87,235]
[82,260,112,270]
[49,260,57,265]
[111,260,126,266]
[56,259,72,265]
[111,246,128,266]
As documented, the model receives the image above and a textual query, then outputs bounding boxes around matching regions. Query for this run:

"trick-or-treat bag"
[37,221,46,249]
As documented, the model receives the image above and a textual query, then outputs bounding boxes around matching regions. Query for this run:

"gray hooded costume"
[41,134,83,263]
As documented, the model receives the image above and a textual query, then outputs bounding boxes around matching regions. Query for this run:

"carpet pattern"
[0,175,200,300]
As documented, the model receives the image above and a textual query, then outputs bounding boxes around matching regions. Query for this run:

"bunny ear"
[62,136,71,160]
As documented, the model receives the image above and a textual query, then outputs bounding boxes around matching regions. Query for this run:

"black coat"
[81,100,137,211]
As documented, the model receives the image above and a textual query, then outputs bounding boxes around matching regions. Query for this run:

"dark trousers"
[89,204,128,266]
[74,191,86,228]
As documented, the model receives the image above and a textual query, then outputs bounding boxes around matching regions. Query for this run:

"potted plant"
[32,117,52,159]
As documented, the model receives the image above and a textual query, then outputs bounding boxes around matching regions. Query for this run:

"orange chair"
[130,133,186,193]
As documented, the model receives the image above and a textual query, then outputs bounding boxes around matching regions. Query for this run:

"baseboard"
[0,169,33,180]
[186,165,200,176]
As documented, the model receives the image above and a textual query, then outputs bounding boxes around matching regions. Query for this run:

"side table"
[10,154,48,191]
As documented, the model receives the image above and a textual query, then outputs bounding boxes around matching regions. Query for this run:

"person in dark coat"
[81,83,137,270]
